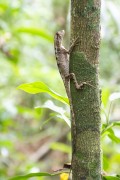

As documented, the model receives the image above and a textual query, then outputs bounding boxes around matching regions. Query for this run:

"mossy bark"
[70,0,101,179]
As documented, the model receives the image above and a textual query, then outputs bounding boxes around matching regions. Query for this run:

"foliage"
[0,0,120,179]
[103,175,120,180]
[17,81,69,105]
[8,172,70,180]
[9,172,55,180]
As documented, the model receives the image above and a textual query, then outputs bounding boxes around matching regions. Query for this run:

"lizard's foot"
[77,81,95,89]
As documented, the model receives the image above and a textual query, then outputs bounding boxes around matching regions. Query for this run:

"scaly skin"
[54,30,85,101]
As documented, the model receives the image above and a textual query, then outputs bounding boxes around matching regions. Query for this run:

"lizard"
[54,30,79,101]
[54,29,93,103]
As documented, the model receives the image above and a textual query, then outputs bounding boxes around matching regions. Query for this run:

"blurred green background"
[0,0,120,179]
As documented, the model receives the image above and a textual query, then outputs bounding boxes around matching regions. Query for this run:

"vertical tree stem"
[70,0,101,179]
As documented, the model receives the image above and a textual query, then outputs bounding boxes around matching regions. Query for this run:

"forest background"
[0,0,120,179]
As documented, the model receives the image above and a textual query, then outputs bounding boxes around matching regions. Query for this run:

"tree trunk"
[70,0,101,179]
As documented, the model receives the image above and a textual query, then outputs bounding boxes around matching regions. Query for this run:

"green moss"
[70,52,96,85]
[70,51,101,179]
[76,151,84,159]
[87,23,98,30]
[86,0,97,12]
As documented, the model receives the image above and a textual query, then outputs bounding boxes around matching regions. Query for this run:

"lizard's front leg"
[68,37,79,54]
[63,37,79,54]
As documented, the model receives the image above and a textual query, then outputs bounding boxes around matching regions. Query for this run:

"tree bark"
[70,0,101,179]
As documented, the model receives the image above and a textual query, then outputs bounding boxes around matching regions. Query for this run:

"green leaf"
[17,81,69,105]
[50,142,71,153]
[15,27,53,42]
[102,126,120,143]
[0,3,8,11]
[36,100,71,127]
[108,133,120,143]
[103,176,120,180]
[9,170,70,180]
[0,140,13,147]
[112,122,120,126]
[102,88,110,107]
[103,155,109,170]
[102,122,120,136]
[108,129,120,143]
[9,172,54,180]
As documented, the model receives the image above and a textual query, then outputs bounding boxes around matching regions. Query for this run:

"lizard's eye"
[56,32,60,38]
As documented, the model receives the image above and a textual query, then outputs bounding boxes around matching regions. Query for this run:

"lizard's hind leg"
[65,73,80,89]
[66,73,94,90]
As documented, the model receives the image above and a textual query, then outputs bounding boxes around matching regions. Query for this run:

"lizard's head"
[56,30,65,42]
